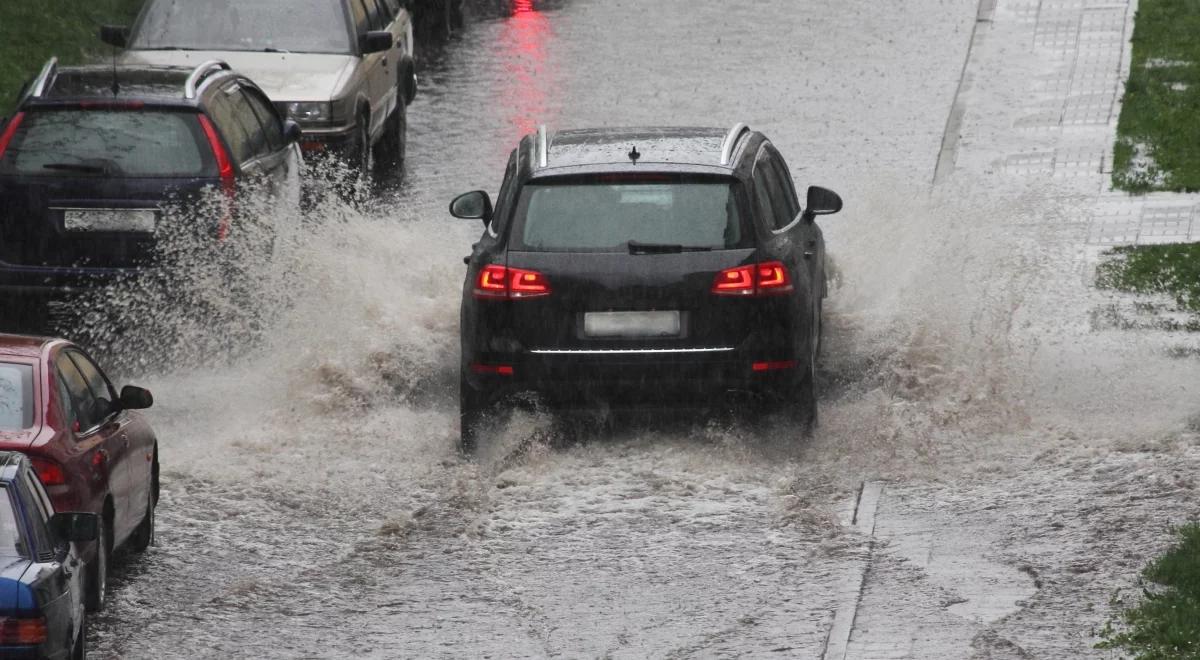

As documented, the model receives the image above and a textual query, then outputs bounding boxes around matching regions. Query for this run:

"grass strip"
[1096,242,1200,313]
[1099,524,1200,658]
[1112,0,1200,192]
[0,0,143,116]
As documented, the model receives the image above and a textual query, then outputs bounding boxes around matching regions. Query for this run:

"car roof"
[19,60,246,109]
[0,334,53,358]
[525,125,760,179]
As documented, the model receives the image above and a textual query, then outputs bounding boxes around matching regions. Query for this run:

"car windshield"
[0,110,211,178]
[0,364,33,432]
[130,0,353,54]
[0,488,25,559]
[510,177,750,252]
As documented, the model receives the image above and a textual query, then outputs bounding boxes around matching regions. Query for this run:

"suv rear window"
[0,364,34,431]
[0,109,212,178]
[510,176,752,252]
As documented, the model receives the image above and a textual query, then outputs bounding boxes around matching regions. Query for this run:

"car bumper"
[0,261,147,297]
[296,124,357,155]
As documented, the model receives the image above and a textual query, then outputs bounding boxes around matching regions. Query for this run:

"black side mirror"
[360,31,394,54]
[119,385,154,410]
[283,119,303,144]
[51,512,99,544]
[99,25,129,48]
[449,190,494,225]
[804,186,843,219]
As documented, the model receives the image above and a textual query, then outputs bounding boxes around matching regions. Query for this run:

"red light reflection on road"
[498,0,553,138]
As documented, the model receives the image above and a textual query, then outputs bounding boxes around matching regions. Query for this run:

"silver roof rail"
[184,60,232,99]
[719,122,750,166]
[29,57,59,98]
[536,124,549,168]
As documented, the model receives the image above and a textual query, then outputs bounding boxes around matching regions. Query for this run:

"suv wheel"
[460,372,487,455]
[85,517,110,612]
[373,100,407,175]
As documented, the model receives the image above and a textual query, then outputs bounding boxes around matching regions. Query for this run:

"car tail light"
[752,360,797,372]
[0,617,47,644]
[471,364,514,376]
[197,114,236,240]
[0,112,26,161]
[473,265,551,300]
[712,261,793,296]
[29,457,66,487]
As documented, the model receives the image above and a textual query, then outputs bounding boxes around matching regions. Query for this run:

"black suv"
[450,125,843,450]
[0,59,302,326]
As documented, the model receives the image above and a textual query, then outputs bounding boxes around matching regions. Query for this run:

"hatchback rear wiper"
[260,48,291,53]
[42,163,106,174]
[626,241,712,254]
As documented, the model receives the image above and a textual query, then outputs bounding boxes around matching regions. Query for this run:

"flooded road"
[89,0,1199,658]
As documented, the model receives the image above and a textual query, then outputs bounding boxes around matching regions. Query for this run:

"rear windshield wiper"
[626,241,713,254]
[42,163,106,175]
[260,47,291,53]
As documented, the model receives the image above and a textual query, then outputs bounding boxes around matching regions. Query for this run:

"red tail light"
[0,617,48,644]
[29,457,66,487]
[473,265,551,299]
[0,112,26,161]
[752,360,797,372]
[712,261,793,296]
[471,364,514,376]
[197,114,236,240]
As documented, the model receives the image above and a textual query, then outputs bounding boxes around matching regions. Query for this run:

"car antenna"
[628,146,640,164]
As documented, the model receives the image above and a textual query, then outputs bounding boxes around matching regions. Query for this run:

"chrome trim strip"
[530,347,736,355]
[185,60,231,99]
[719,122,749,166]
[536,124,548,168]
[30,57,58,98]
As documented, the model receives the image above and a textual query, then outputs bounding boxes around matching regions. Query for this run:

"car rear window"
[510,176,752,252]
[131,0,353,54]
[0,364,34,431]
[0,109,212,178]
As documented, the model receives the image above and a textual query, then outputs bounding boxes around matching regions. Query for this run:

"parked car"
[0,451,97,660]
[104,0,417,175]
[412,0,465,35]
[0,59,302,328]
[450,125,843,451]
[0,335,157,613]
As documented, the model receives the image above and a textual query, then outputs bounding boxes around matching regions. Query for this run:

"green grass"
[1096,243,1200,313]
[1112,0,1200,192]
[1099,524,1200,659]
[0,0,143,116]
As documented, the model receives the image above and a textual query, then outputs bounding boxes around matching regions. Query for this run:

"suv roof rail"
[184,60,232,99]
[536,124,549,168]
[719,122,750,166]
[28,57,59,99]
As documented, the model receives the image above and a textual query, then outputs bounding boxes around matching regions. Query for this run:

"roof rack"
[536,124,549,168]
[719,122,750,166]
[184,60,232,99]
[28,57,59,98]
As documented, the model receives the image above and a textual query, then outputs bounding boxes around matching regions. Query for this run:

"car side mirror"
[283,119,303,144]
[99,25,129,49]
[119,385,154,410]
[360,31,394,55]
[804,186,843,219]
[449,190,494,225]
[51,512,99,544]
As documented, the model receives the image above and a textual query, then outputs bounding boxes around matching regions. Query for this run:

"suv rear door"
[350,0,393,141]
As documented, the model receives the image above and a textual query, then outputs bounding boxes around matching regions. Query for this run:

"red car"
[0,334,156,612]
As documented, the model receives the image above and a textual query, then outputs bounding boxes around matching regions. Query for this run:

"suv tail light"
[197,114,237,240]
[0,617,47,645]
[474,265,551,299]
[712,261,793,296]
[29,457,66,487]
[0,112,26,161]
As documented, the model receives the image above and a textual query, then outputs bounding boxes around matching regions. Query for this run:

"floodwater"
[88,0,1199,658]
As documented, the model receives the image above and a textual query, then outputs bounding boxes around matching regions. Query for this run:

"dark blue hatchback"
[0,452,96,660]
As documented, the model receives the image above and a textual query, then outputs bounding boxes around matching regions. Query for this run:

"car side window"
[242,89,285,153]
[766,148,800,226]
[362,0,387,30]
[207,91,253,166]
[751,153,778,233]
[17,471,54,560]
[54,371,77,431]
[65,350,117,427]
[349,0,371,35]
[491,151,519,234]
[226,87,271,162]
[55,354,97,431]
[758,149,795,230]
[0,487,29,559]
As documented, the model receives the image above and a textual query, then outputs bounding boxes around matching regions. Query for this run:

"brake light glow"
[197,114,236,240]
[0,112,26,161]
[752,360,797,372]
[474,265,551,299]
[712,261,793,296]
[471,364,515,376]
[0,617,48,645]
[29,457,66,487]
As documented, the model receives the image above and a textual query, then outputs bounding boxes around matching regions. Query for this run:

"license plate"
[584,311,681,338]
[62,209,156,233]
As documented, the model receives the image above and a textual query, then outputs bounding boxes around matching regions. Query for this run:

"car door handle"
[803,251,814,259]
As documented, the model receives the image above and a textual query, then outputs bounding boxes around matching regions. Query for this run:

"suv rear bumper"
[297,124,357,155]
[0,261,144,296]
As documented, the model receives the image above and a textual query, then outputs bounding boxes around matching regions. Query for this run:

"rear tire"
[71,614,86,660]
[459,373,487,455]
[129,457,157,553]
[85,518,110,612]
[795,358,818,437]
[373,99,407,175]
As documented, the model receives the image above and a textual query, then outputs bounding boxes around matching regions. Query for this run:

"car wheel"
[795,357,818,437]
[460,372,487,455]
[71,613,86,660]
[129,462,157,553]
[449,0,465,29]
[373,99,407,175]
[84,518,110,612]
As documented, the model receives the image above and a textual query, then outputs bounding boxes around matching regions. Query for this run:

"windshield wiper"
[626,241,712,254]
[260,47,290,53]
[143,47,196,51]
[42,163,106,174]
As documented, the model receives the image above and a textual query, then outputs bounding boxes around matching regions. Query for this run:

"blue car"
[0,452,95,659]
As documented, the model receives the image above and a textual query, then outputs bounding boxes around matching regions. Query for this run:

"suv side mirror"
[51,512,99,544]
[119,385,154,410]
[283,119,303,144]
[99,25,129,48]
[360,31,394,55]
[805,186,843,218]
[449,191,493,225]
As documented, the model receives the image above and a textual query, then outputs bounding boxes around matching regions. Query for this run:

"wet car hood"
[118,50,358,103]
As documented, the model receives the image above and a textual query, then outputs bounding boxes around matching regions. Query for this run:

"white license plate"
[584,311,681,338]
[62,209,156,233]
